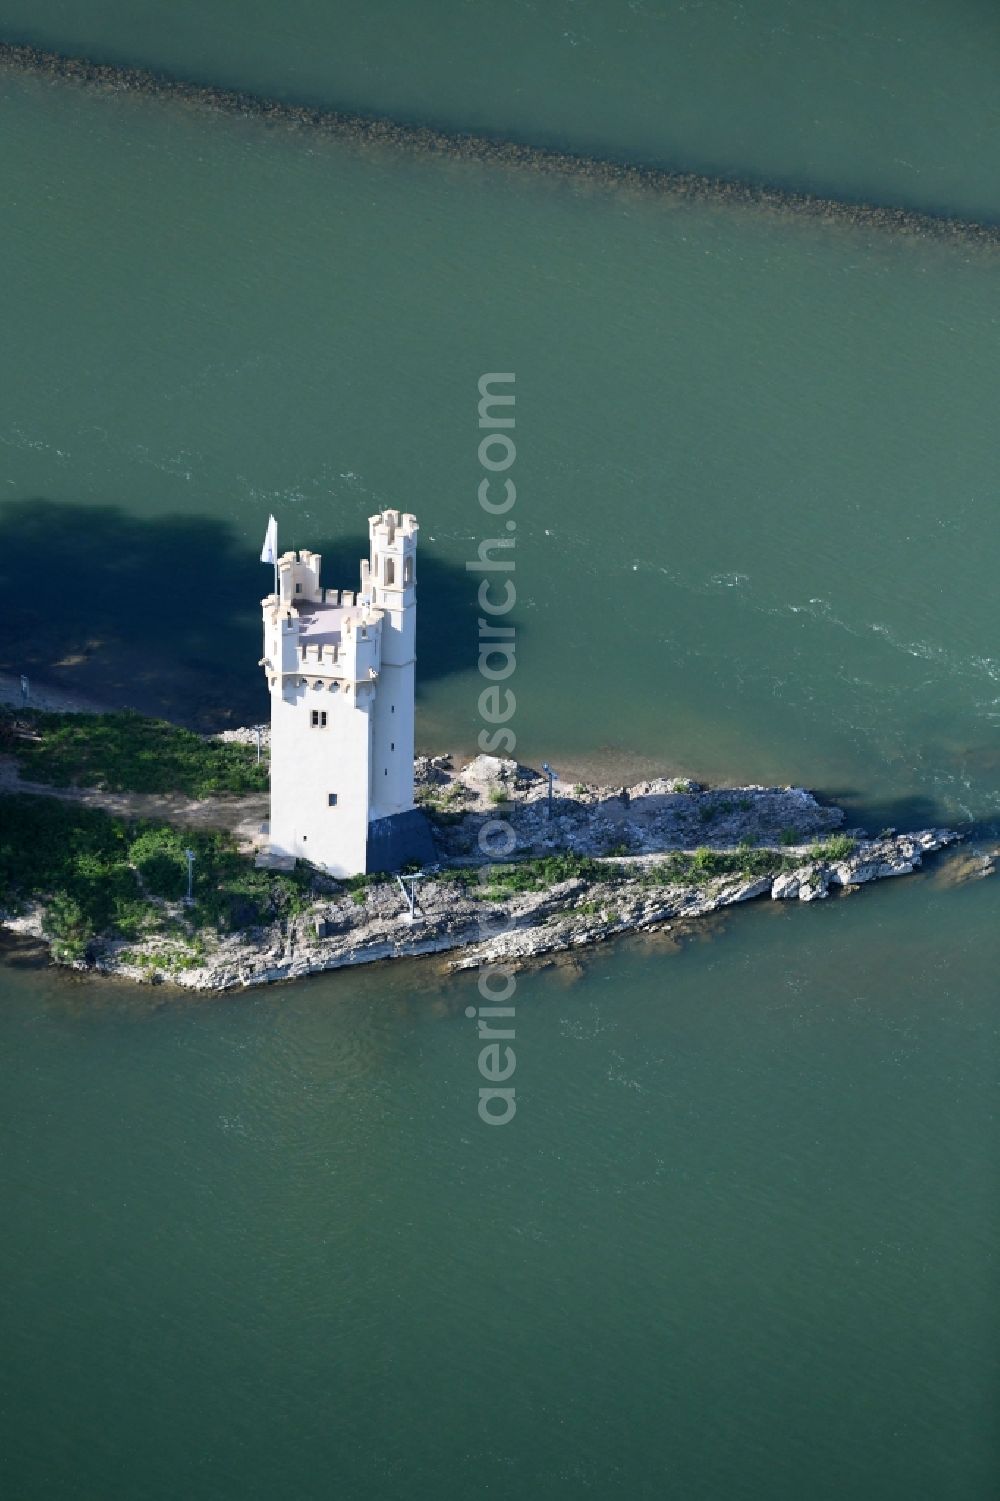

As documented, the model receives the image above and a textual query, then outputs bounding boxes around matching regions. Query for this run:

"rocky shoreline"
[3,749,975,993]
[2,41,997,251]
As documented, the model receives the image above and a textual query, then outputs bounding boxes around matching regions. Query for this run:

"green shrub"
[430,867,471,885]
[739,849,791,878]
[809,834,857,863]
[473,851,603,896]
[827,834,857,860]
[128,827,190,899]
[117,938,205,974]
[692,846,722,877]
[43,892,90,961]
[110,891,152,938]
[637,846,793,888]
[779,828,800,847]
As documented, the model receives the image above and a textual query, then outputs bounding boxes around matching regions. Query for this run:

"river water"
[1,7,998,1497]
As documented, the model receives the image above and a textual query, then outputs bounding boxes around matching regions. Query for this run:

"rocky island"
[0,707,973,992]
[174,752,963,991]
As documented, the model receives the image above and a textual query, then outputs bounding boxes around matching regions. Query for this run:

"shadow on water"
[822,787,977,835]
[0,499,495,730]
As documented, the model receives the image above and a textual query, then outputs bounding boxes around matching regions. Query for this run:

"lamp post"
[19,674,29,707]
[255,727,262,765]
[541,763,558,818]
[183,849,196,906]
[395,872,424,923]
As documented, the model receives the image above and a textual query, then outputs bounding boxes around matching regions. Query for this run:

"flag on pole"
[260,515,278,565]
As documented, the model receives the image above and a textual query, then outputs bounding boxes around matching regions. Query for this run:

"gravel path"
[0,756,268,847]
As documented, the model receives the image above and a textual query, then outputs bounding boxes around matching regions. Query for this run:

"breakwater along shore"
[2,41,998,251]
[1,729,982,993]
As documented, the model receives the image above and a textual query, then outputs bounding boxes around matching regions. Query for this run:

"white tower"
[260,509,426,878]
[365,509,417,822]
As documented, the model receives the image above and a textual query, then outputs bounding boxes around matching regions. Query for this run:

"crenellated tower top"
[362,509,418,606]
[275,548,322,609]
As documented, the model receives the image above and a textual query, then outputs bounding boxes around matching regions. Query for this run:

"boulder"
[772,866,829,901]
[459,754,518,786]
[797,870,830,901]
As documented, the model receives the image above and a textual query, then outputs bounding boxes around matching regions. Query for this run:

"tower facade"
[260,509,427,877]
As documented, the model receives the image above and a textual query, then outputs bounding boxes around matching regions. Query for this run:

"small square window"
[328,793,338,807]
[311,709,319,727]
[320,711,327,727]
[390,742,395,751]
[295,582,302,593]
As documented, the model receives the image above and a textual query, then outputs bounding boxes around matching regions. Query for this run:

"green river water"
[1,5,998,1497]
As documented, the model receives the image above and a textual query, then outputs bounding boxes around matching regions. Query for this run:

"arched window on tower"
[403,555,413,585]
[384,557,396,586]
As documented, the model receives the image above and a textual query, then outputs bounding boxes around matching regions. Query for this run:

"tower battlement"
[275,549,323,607]
[369,508,418,544]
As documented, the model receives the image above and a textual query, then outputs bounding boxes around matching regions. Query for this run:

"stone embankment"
[2,43,999,252]
[15,751,967,993]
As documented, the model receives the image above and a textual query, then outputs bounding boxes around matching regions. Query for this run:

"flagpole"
[261,514,279,598]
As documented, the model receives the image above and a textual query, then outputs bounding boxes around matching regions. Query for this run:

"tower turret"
[366,510,418,822]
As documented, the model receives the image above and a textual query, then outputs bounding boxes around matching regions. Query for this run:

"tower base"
[366,809,437,875]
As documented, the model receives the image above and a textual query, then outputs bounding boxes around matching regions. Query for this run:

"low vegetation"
[636,847,798,886]
[0,794,311,962]
[425,851,602,902]
[432,841,821,901]
[415,784,466,824]
[808,834,857,862]
[3,708,268,797]
[482,851,603,893]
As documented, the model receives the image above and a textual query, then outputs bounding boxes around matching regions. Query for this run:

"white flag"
[260,514,277,565]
